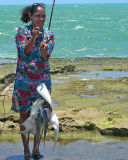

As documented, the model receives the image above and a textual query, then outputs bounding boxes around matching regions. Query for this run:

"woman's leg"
[32,134,44,158]
[20,110,31,155]
[32,134,41,154]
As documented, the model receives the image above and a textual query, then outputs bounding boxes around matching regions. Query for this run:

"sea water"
[0,4,128,60]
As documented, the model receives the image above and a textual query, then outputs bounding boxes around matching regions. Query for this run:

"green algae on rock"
[0,58,128,138]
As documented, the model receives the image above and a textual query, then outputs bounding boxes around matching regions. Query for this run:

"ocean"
[0,4,128,60]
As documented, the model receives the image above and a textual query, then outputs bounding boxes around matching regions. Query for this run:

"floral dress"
[11,25,54,113]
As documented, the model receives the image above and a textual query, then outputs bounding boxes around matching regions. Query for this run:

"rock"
[60,65,76,73]
[99,128,128,137]
[84,122,97,131]
[8,125,15,129]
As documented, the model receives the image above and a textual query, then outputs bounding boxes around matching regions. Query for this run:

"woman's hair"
[21,3,45,23]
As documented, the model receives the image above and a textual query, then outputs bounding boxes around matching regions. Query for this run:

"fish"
[49,111,59,150]
[34,108,44,151]
[36,109,43,141]
[36,83,52,110]
[40,108,48,146]
[20,98,44,140]
[20,83,59,149]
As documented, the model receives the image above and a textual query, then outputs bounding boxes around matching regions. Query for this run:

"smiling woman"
[11,3,55,159]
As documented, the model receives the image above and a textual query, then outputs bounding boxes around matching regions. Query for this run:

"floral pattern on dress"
[11,25,54,112]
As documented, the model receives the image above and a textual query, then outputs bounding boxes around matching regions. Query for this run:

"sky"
[1,0,128,5]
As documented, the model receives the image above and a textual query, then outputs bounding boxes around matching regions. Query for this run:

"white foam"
[68,19,77,22]
[5,20,16,24]
[74,25,84,30]
[14,27,18,30]
[0,32,10,35]
[99,54,105,56]
[76,48,87,52]
[93,17,110,20]
[74,5,78,8]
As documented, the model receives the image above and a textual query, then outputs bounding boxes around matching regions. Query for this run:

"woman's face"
[30,7,46,28]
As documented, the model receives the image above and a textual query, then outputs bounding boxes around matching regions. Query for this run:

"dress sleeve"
[15,27,29,58]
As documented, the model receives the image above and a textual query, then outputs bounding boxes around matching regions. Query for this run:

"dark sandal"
[24,154,32,160]
[32,153,44,159]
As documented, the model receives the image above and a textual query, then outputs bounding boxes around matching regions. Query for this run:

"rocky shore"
[0,57,128,141]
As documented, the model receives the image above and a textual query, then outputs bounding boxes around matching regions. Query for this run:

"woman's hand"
[40,43,48,59]
[32,27,42,38]
[24,27,42,55]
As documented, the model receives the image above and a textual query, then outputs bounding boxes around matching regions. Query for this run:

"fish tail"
[52,142,57,152]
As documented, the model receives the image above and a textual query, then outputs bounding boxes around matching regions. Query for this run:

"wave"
[5,20,16,24]
[0,32,10,36]
[67,19,77,22]
[76,48,87,52]
[14,27,18,31]
[74,5,78,8]
[74,25,84,30]
[92,17,110,20]
[0,52,17,58]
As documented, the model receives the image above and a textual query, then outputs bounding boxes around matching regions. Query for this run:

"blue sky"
[1,0,128,5]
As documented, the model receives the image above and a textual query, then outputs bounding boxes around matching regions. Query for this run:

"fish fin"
[20,130,28,141]
[50,111,59,143]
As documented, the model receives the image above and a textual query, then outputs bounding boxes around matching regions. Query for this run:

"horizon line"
[1,2,128,5]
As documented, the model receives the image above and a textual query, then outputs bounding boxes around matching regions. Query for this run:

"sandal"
[32,153,44,159]
[24,153,32,160]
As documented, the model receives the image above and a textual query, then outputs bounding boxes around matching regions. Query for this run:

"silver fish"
[20,83,59,149]
[34,109,44,151]
[20,98,44,140]
[40,108,49,146]
[49,111,59,150]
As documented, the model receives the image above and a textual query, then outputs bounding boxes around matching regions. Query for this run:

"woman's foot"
[32,152,44,159]
[24,153,32,160]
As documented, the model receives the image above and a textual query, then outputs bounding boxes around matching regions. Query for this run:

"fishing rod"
[48,0,55,30]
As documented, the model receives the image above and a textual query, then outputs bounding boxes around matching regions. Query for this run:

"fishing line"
[1,83,14,134]
[3,83,14,116]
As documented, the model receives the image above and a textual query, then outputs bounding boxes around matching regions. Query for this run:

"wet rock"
[8,125,15,129]
[50,65,76,74]
[0,73,15,91]
[103,69,113,71]
[0,73,15,84]
[5,121,19,131]
[107,117,113,121]
[60,65,76,73]
[71,122,99,132]
[84,122,97,131]
[0,117,8,122]
[0,121,4,130]
[99,128,128,137]
[59,117,75,123]
[7,115,20,123]
[0,115,20,123]
[59,123,64,132]
[120,77,128,82]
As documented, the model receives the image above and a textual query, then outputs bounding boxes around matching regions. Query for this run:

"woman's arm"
[16,26,43,57]
[24,27,42,55]
[24,36,37,55]
[40,31,54,59]
[40,42,48,59]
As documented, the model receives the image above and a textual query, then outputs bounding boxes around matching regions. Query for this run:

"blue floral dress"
[11,25,54,113]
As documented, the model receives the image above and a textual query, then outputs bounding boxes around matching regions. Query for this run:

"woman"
[11,3,54,159]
